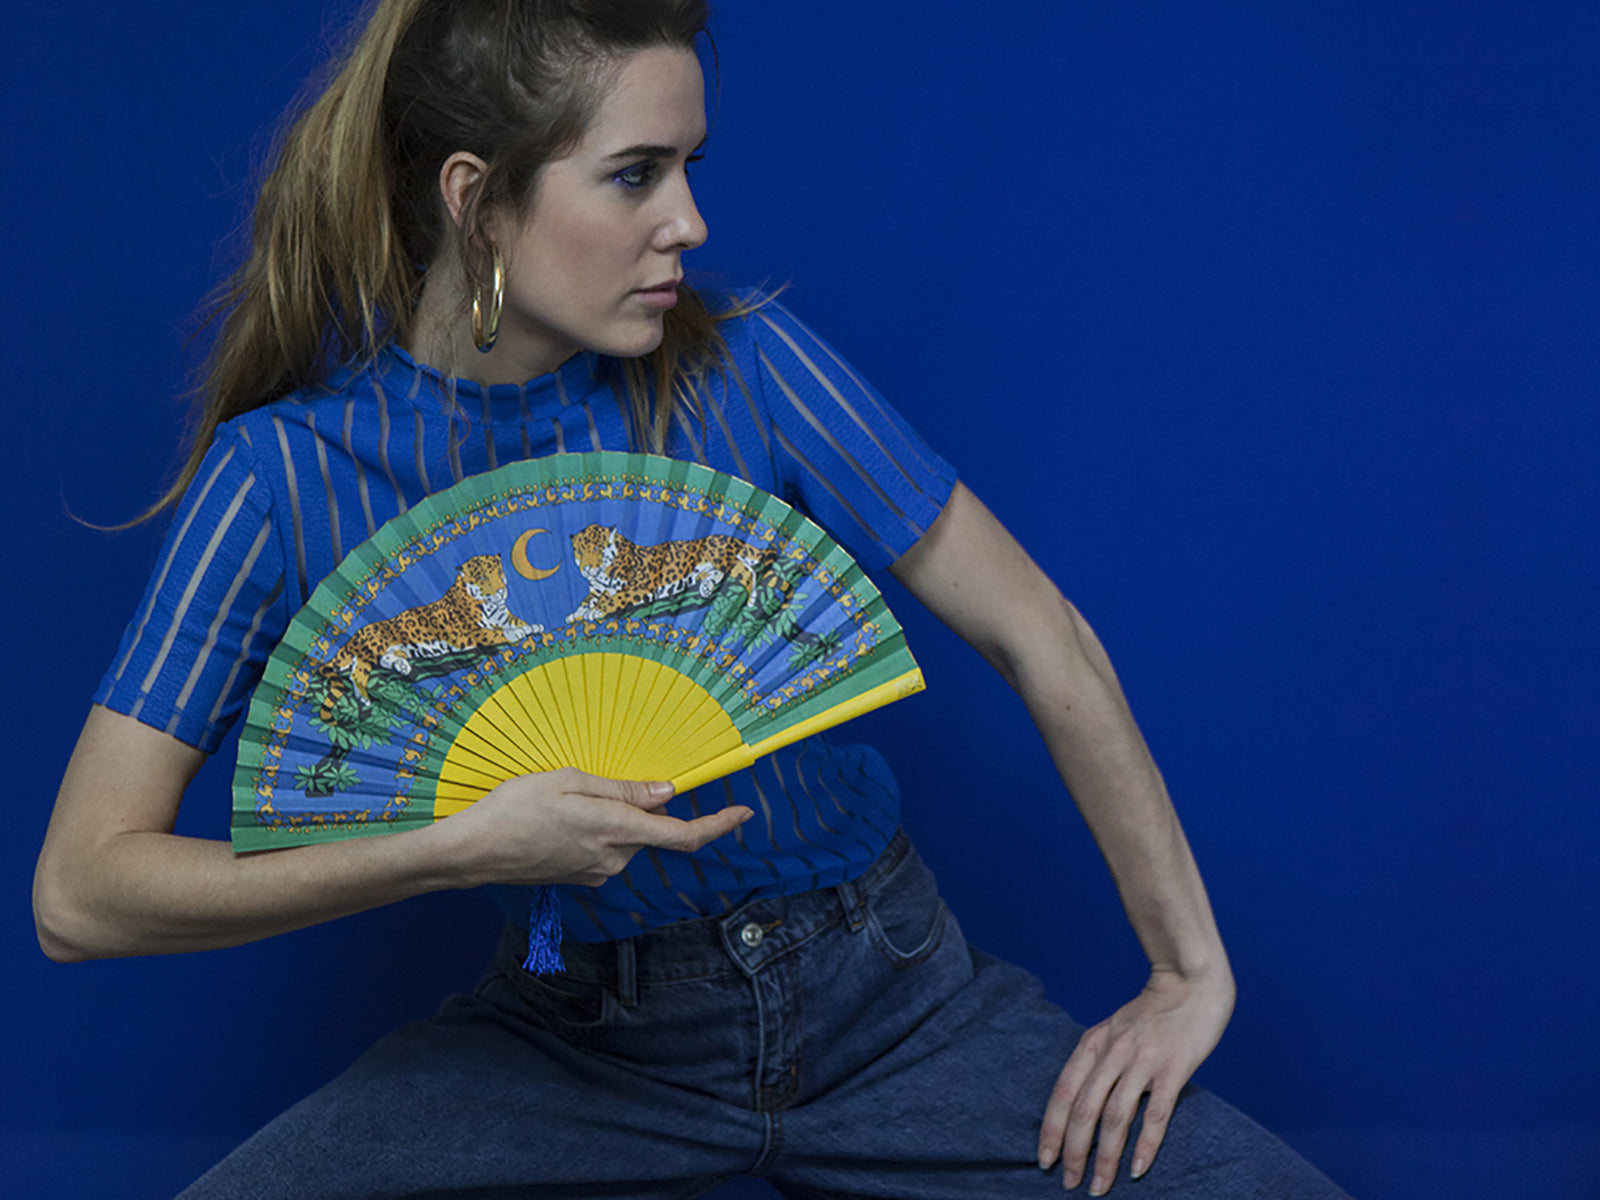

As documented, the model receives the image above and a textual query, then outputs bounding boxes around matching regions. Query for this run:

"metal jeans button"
[739,922,764,948]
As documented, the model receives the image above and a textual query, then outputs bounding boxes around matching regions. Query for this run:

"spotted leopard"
[320,554,540,713]
[566,525,776,623]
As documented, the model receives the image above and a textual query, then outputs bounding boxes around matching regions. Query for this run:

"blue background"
[4,2,1598,1197]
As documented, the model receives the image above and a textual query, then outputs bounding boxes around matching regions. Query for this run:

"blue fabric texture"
[177,834,1349,1199]
[92,295,959,941]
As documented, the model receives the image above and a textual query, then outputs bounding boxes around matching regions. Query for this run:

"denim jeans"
[181,832,1346,1198]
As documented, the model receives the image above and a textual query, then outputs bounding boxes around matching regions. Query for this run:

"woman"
[34,1,1345,1195]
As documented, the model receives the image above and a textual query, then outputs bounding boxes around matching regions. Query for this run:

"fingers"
[549,769,752,848]
[456,769,752,888]
[1038,1042,1094,1170]
[1040,1023,1112,1182]
[554,805,749,888]
[1037,977,1226,1191]
[634,804,754,852]
[1084,1071,1147,1194]
[1040,1026,1167,1195]
[543,768,746,850]
[560,769,676,810]
[1128,1076,1181,1180]
[1059,1058,1119,1191]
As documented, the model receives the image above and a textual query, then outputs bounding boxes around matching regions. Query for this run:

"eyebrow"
[603,139,707,162]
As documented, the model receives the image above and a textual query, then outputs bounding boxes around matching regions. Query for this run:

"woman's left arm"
[889,482,1236,1196]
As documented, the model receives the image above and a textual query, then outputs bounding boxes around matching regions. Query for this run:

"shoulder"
[702,286,810,347]
[700,287,863,389]
[223,363,374,448]
[194,368,373,521]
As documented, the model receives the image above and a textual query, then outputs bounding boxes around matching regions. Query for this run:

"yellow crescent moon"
[511,529,560,581]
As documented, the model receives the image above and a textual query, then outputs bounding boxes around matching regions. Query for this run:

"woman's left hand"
[1037,964,1236,1194]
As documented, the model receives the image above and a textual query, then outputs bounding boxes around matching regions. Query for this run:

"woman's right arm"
[34,705,751,962]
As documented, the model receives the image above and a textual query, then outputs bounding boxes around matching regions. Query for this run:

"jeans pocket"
[506,968,617,1032]
[862,847,950,968]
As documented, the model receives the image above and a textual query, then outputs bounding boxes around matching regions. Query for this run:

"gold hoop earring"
[472,246,504,354]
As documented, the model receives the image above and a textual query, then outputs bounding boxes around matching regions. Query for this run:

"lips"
[632,279,681,310]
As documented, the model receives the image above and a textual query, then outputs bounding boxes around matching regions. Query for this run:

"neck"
[407,264,574,386]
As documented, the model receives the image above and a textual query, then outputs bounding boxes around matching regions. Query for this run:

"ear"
[438,151,490,229]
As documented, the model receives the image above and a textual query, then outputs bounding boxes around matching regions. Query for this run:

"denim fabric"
[181,833,1347,1199]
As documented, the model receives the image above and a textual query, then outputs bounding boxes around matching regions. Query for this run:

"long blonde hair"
[145,0,727,522]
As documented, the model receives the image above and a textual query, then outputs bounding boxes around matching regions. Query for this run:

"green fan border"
[232,452,919,850]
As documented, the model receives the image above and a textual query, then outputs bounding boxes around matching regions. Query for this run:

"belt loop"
[837,879,866,933]
[616,938,638,1008]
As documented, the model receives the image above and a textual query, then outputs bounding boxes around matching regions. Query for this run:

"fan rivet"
[740,922,764,948]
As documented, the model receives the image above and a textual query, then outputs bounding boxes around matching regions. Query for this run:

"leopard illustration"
[565,525,777,623]
[320,554,540,714]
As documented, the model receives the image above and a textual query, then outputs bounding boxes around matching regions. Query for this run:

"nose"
[656,176,708,252]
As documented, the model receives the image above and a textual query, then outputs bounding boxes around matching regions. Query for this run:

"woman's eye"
[614,161,658,190]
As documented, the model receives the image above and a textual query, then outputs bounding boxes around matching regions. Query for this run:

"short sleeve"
[745,302,958,569]
[93,425,288,753]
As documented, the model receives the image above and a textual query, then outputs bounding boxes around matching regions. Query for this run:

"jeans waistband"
[496,828,912,989]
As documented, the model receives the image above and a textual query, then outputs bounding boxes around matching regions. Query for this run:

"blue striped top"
[94,297,958,940]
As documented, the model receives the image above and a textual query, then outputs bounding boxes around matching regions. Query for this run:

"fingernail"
[648,781,673,797]
[1132,1156,1147,1178]
[1089,1176,1108,1197]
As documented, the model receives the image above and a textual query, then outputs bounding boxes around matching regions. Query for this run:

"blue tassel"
[522,884,565,974]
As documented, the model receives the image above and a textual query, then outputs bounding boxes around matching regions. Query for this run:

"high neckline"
[374,342,606,424]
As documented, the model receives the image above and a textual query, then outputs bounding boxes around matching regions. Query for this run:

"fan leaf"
[234,451,923,852]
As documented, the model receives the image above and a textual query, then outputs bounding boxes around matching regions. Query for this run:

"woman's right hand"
[431,768,752,889]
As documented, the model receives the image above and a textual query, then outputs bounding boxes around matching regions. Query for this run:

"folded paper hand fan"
[233,451,924,968]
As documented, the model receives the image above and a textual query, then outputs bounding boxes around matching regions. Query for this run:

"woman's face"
[488,45,709,377]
